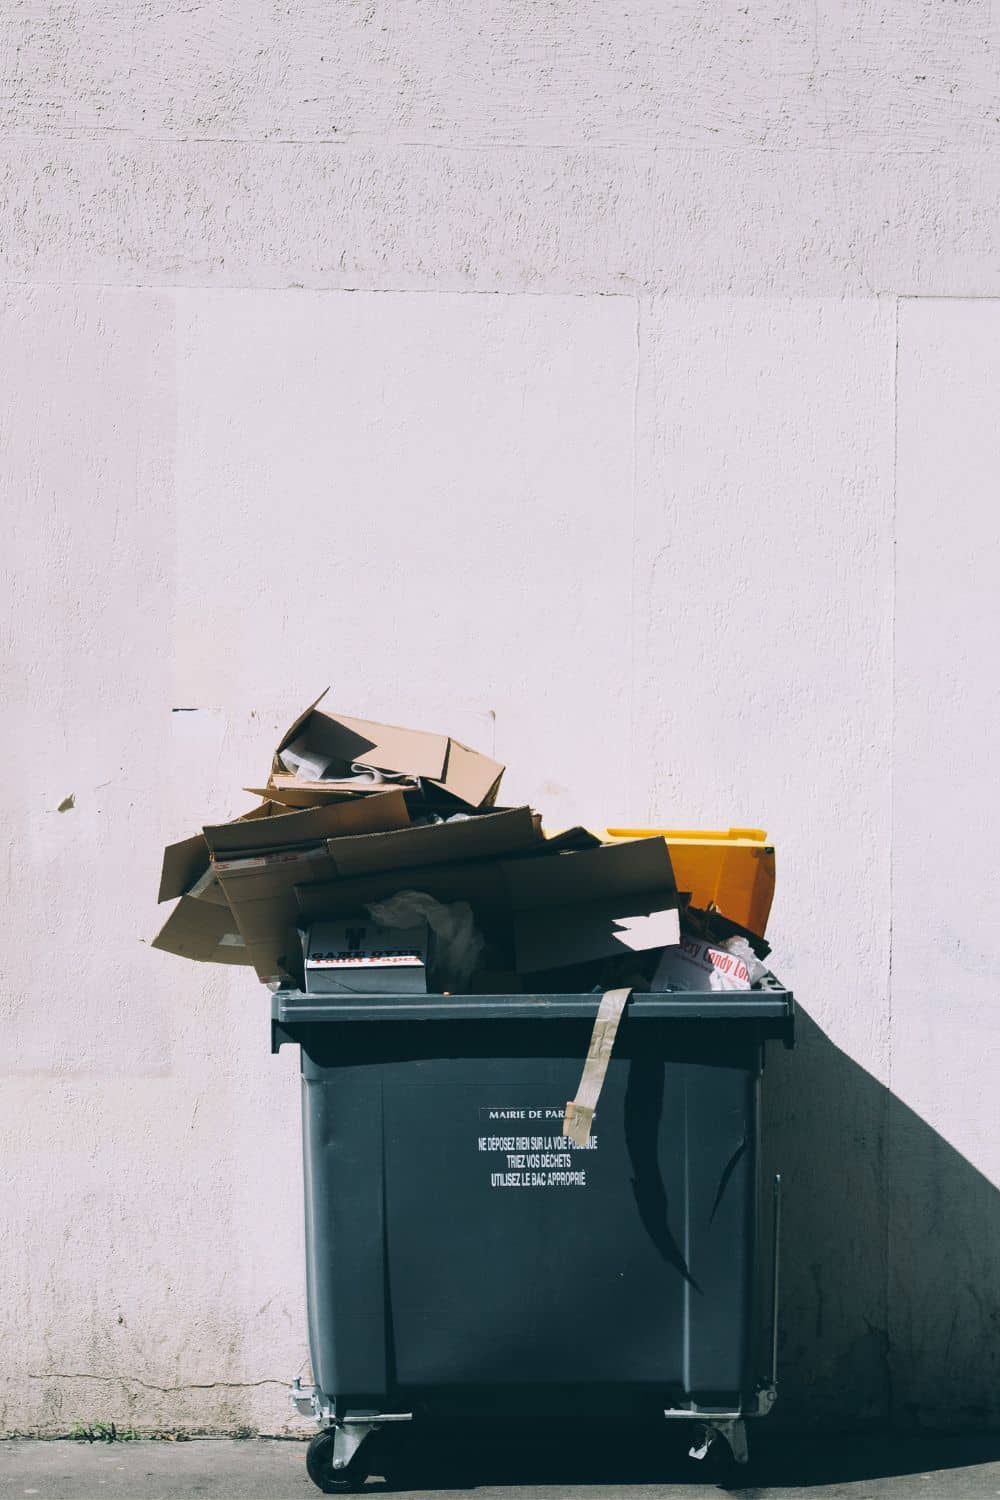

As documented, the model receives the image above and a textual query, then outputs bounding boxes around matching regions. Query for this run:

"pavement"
[3,1431,1000,1499]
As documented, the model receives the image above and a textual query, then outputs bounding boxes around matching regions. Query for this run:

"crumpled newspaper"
[279,733,418,786]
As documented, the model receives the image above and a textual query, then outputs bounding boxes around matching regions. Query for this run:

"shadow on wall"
[763,1006,1000,1430]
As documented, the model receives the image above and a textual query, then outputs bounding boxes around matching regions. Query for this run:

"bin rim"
[270,978,795,1049]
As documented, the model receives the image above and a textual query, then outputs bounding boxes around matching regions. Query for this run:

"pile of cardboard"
[153,693,772,994]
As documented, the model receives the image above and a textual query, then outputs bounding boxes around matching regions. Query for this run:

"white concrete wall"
[2,0,998,1435]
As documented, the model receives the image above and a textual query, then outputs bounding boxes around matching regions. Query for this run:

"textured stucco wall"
[2,0,998,1436]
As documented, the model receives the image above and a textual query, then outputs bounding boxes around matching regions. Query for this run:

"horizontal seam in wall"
[0,281,640,297]
[5,281,999,301]
[0,133,991,157]
[895,292,1000,300]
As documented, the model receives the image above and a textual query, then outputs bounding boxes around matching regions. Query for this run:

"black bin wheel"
[305,1430,369,1494]
[701,1429,749,1490]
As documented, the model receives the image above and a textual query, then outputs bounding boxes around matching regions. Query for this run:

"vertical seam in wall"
[889,296,898,1095]
[885,292,900,1421]
[628,295,641,822]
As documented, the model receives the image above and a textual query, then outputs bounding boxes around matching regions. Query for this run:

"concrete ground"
[3,1432,1000,1499]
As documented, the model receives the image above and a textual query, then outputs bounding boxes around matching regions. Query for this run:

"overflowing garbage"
[153,692,776,999]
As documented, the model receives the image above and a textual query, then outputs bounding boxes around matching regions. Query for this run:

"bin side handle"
[770,1172,782,1387]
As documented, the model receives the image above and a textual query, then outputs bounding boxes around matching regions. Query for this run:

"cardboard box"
[203,790,410,857]
[320,806,541,877]
[505,838,680,972]
[154,791,412,981]
[296,835,680,977]
[157,801,276,903]
[266,692,505,809]
[302,919,431,995]
[213,849,343,985]
[151,896,250,965]
[218,805,540,983]
[244,775,386,809]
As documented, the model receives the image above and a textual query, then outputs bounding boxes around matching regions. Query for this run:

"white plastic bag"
[720,935,768,986]
[366,890,485,991]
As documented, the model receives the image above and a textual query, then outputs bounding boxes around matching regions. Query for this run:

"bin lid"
[271,974,795,1047]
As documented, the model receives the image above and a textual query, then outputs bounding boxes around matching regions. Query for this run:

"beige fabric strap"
[563,987,633,1146]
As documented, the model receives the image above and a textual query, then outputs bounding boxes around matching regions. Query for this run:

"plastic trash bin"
[272,978,794,1491]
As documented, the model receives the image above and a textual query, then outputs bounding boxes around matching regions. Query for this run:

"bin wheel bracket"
[301,1411,413,1494]
[687,1417,748,1466]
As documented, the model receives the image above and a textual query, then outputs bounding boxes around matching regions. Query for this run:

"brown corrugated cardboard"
[218,807,538,983]
[154,790,415,983]
[322,807,541,878]
[504,837,679,971]
[158,832,214,905]
[295,834,679,977]
[513,898,680,971]
[268,691,504,809]
[151,896,250,965]
[158,802,275,903]
[202,789,409,856]
[295,857,510,924]
[244,776,397,809]
[214,845,336,983]
[158,792,410,917]
[505,837,673,910]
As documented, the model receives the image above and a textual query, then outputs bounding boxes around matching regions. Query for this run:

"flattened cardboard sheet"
[158,801,276,903]
[203,789,409,856]
[246,777,406,808]
[324,806,540,878]
[514,899,680,972]
[158,833,212,905]
[151,897,250,965]
[294,857,510,923]
[214,846,337,981]
[502,837,679,972]
[296,833,679,975]
[503,837,675,911]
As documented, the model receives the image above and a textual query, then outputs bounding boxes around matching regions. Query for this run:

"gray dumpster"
[272,979,794,1491]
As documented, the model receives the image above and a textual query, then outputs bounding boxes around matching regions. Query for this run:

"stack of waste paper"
[153,692,776,999]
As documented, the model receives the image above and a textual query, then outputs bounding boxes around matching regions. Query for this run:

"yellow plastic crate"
[603,827,776,939]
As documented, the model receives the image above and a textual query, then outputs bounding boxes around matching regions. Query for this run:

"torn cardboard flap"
[322,806,541,878]
[203,788,410,857]
[151,896,251,966]
[158,800,277,903]
[210,786,428,983]
[158,832,212,905]
[246,776,409,809]
[294,832,680,975]
[502,837,679,973]
[214,846,337,983]
[158,791,411,914]
[269,691,504,809]
[504,837,675,910]
[514,900,680,972]
[293,858,514,963]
